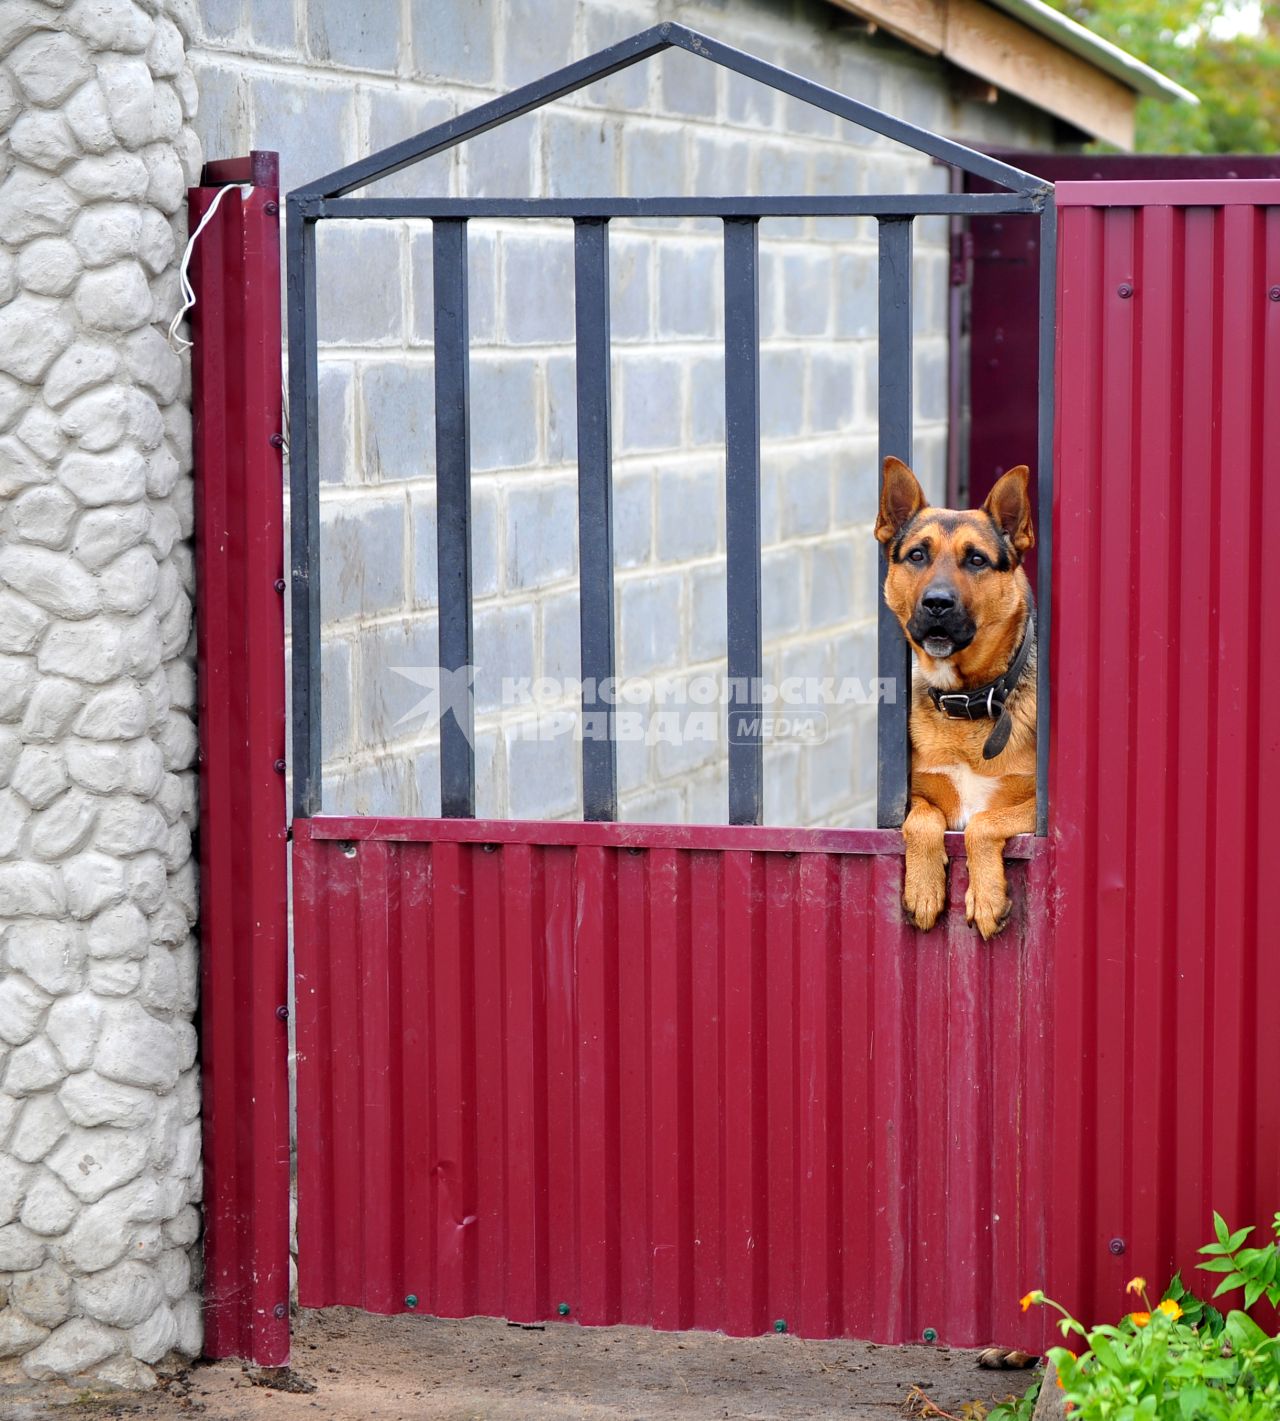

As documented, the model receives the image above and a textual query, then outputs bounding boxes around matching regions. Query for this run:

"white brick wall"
[190,0,1056,827]
[0,0,203,1384]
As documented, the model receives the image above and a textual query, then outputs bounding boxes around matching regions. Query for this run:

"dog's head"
[875,457,1033,676]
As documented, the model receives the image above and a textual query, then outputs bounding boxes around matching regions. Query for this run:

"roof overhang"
[825,0,1198,149]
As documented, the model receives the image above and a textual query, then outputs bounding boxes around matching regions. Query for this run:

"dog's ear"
[876,457,926,545]
[983,465,1035,556]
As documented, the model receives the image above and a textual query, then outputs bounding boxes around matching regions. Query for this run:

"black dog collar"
[926,603,1035,761]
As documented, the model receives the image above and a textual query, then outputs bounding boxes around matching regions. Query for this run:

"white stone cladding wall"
[191,0,1055,827]
[0,0,203,1386]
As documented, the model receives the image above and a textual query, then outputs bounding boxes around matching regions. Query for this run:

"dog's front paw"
[903,855,947,932]
[965,873,1011,940]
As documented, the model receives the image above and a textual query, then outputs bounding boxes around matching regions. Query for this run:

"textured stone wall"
[191,0,1055,829]
[0,0,203,1386]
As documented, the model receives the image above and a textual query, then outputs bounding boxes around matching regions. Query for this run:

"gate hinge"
[950,229,974,287]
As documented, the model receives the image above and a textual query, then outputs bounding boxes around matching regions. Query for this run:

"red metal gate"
[193,158,1280,1362]
[287,180,1280,1357]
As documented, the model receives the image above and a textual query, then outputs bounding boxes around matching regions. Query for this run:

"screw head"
[274,578,286,593]
[276,1005,288,1021]
[773,1319,787,1333]
[922,1327,938,1343]
[273,1303,287,1319]
[1117,282,1134,299]
[1270,286,1280,302]
[264,201,279,216]
[1109,1237,1127,1255]
[274,758,286,774]
[558,1302,571,1317]
[269,433,285,449]
[405,1294,418,1309]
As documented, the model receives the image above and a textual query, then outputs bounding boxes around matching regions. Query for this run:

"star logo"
[390,665,478,743]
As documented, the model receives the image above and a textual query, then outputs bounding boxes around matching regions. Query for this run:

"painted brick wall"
[189,0,1055,828]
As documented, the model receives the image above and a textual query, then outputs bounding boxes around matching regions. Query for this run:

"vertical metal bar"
[287,202,322,818]
[573,219,617,821]
[1035,198,1056,838]
[433,219,476,817]
[723,218,763,826]
[194,163,291,1366]
[877,217,914,829]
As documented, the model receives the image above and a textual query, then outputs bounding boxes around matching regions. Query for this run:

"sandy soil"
[1,1308,1039,1421]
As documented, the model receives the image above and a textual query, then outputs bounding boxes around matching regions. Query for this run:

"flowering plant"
[997,1214,1280,1420]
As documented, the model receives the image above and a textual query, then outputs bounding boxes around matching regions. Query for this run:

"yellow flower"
[1020,1290,1044,1312]
[1126,1277,1147,1296]
[1157,1299,1183,1321]
[1130,1311,1152,1328]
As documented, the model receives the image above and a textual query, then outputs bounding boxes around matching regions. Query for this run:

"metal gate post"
[189,151,291,1366]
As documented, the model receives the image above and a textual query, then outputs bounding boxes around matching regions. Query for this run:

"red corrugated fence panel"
[294,819,1052,1349]
[1048,184,1280,1326]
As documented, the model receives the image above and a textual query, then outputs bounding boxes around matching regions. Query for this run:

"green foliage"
[1003,1213,1280,1419]
[986,1378,1041,1420]
[1048,1308,1280,1420]
[1043,0,1280,152]
[1163,1271,1225,1338]
[1198,1211,1280,1312]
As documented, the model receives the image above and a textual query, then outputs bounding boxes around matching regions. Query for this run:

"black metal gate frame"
[286,22,1056,836]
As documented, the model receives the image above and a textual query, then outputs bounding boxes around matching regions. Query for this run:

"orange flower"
[1020,1290,1044,1312]
[1157,1299,1183,1321]
[1126,1277,1147,1296]
[1130,1311,1152,1328]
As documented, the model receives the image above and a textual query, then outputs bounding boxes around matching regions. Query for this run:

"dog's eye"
[907,547,927,564]
[966,552,989,569]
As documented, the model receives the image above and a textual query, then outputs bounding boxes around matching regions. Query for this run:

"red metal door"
[289,180,1280,1355]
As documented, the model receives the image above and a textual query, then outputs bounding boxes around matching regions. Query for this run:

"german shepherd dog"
[875,457,1037,942]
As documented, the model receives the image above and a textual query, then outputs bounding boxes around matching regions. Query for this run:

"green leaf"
[1214,1211,1230,1246]
[1225,1309,1269,1350]
[1244,1277,1265,1309]
[1227,1226,1255,1251]
[1199,1256,1238,1273]
[1088,1334,1124,1372]
[1212,1271,1247,1295]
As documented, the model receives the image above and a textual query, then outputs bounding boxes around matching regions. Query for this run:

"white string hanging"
[166,182,253,353]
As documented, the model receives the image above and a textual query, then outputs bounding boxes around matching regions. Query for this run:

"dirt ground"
[0,1307,1041,1421]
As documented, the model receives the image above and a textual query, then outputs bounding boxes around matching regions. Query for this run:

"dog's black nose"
[921,586,957,617]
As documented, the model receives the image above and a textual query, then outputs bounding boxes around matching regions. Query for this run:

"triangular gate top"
[292,22,1051,203]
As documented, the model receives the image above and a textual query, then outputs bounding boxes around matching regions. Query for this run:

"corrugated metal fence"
[195,172,1280,1361]
[1045,181,1280,1322]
